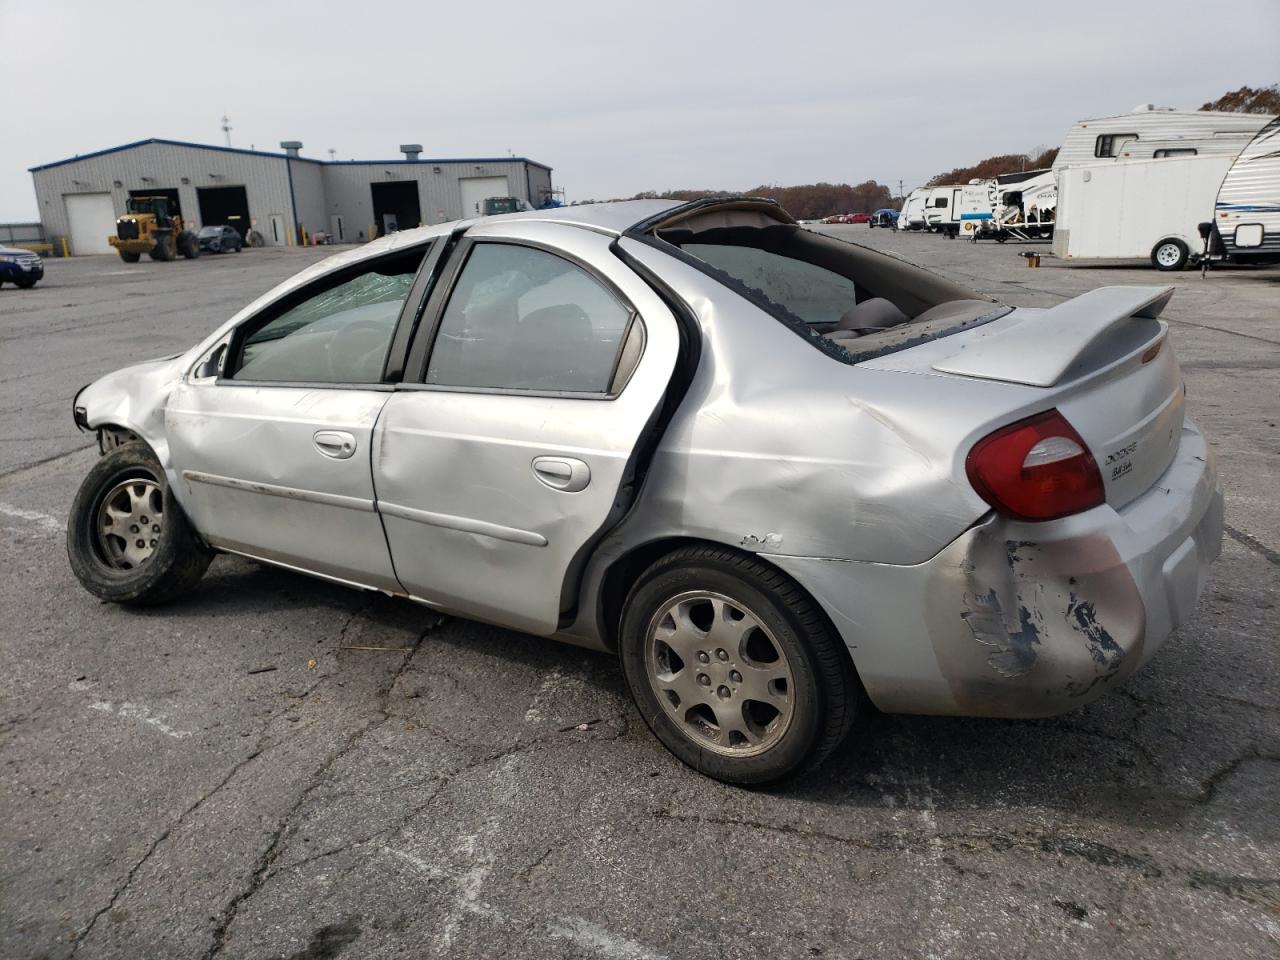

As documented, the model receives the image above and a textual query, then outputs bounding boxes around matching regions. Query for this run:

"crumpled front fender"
[75,355,187,477]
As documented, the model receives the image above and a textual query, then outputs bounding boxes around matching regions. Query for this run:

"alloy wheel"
[645,591,795,757]
[95,478,164,569]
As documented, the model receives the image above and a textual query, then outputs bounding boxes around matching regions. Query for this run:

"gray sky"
[2,0,1277,221]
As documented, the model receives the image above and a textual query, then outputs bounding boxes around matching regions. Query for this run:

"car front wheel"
[619,545,858,785]
[67,441,213,605]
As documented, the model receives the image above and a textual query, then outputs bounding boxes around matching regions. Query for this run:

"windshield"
[198,226,221,237]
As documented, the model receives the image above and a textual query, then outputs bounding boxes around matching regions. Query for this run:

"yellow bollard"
[301,226,308,247]
[61,237,70,258]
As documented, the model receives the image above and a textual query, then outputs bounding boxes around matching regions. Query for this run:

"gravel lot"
[2,232,1277,960]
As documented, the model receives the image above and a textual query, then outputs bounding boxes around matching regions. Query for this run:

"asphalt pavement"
[2,232,1277,959]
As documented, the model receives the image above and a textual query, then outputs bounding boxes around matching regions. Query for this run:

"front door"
[165,242,432,589]
[373,220,680,635]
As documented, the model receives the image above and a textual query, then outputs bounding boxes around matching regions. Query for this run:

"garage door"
[65,193,117,255]
[459,176,510,219]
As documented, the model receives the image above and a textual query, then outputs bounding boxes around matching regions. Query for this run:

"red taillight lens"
[965,409,1104,522]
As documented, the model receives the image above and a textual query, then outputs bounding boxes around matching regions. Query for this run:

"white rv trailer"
[897,188,928,230]
[1052,106,1273,171]
[954,181,998,240]
[1212,117,1280,264]
[976,169,1057,241]
[923,185,966,235]
[1053,153,1235,270]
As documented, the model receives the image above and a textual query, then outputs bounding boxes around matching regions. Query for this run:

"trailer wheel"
[1152,239,1188,271]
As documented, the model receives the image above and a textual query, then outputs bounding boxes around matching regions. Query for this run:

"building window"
[1154,148,1197,158]
[1095,133,1138,157]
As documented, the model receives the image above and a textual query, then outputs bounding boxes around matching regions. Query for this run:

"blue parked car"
[0,244,44,289]
[868,208,899,229]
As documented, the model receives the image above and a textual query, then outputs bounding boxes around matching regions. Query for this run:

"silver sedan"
[67,197,1224,784]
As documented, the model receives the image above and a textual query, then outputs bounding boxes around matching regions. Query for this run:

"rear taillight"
[965,409,1104,522]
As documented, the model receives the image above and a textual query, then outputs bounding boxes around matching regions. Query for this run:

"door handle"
[313,430,357,460]
[532,456,590,493]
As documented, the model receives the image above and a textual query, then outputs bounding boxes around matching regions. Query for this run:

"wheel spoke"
[654,664,706,709]
[737,665,790,703]
[711,701,762,747]
[654,600,707,660]
[705,598,755,651]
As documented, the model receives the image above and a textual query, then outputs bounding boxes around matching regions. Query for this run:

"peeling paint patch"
[961,587,1044,678]
[85,698,193,739]
[0,502,64,534]
[1064,595,1127,697]
[547,916,670,960]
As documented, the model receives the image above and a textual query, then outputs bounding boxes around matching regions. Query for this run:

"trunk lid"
[860,286,1185,510]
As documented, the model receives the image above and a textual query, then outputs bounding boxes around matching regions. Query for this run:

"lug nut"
[716,649,729,661]
[150,539,157,548]
[140,516,149,524]
[717,685,731,699]
[730,670,742,683]
[152,525,160,533]
[135,539,145,548]
[696,673,711,686]
[130,524,139,533]
[697,651,709,663]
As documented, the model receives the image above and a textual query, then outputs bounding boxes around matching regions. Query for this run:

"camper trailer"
[1053,153,1235,270]
[1212,117,1280,265]
[923,185,965,235]
[897,188,928,230]
[954,181,999,240]
[978,169,1057,241]
[1052,106,1273,171]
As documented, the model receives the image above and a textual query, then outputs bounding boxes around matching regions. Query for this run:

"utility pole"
[220,114,232,147]
[898,179,905,203]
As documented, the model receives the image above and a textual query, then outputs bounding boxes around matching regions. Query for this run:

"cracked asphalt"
[2,234,1278,959]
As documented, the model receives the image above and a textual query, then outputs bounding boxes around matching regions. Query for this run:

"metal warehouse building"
[29,138,554,255]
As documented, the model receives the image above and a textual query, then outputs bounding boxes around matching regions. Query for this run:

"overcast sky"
[2,0,1277,221]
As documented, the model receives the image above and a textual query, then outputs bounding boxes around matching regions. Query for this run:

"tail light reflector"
[966,409,1104,522]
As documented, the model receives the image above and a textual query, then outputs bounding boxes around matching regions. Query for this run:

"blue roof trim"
[29,137,553,173]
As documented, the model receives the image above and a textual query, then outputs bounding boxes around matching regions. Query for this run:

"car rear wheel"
[619,545,857,785]
[67,441,212,605]
[1152,239,1188,271]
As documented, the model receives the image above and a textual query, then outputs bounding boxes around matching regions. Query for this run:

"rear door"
[373,220,680,635]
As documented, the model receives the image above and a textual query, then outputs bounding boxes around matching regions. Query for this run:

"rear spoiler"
[931,286,1174,387]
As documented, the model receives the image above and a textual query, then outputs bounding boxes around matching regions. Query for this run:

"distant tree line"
[926,147,1060,187]
[1200,84,1280,114]
[630,181,895,219]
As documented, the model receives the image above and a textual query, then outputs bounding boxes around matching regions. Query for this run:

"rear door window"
[424,242,635,394]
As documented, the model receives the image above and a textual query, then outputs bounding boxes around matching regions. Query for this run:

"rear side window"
[682,243,858,326]
[425,243,634,394]
[1095,133,1138,157]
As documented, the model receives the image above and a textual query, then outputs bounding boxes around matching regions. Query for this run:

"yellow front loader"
[109,196,200,262]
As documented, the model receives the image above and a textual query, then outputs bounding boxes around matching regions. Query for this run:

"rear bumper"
[769,418,1223,718]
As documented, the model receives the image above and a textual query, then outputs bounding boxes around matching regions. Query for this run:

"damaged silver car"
[68,197,1224,784]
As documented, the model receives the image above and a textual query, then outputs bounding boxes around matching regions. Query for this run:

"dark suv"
[0,244,44,288]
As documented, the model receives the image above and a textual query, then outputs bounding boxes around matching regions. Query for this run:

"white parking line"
[0,502,64,534]
[548,916,670,960]
[69,681,193,739]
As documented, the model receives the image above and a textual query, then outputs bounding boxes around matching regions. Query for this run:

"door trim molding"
[378,501,548,547]
[181,470,375,513]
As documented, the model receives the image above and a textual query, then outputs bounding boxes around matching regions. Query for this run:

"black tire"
[67,442,212,605]
[178,232,200,259]
[619,545,858,785]
[150,237,173,262]
[14,277,39,289]
[1151,238,1188,271]
[119,251,141,263]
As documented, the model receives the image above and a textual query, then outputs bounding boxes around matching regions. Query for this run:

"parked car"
[0,244,44,288]
[869,209,899,228]
[197,225,244,254]
[67,197,1223,785]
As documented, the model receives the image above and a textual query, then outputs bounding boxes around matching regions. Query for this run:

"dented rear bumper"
[768,418,1223,718]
